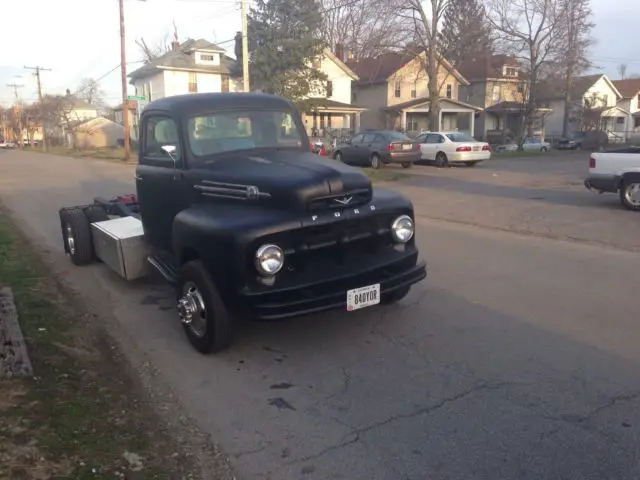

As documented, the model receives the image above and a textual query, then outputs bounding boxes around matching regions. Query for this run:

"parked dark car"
[556,131,608,151]
[332,130,420,169]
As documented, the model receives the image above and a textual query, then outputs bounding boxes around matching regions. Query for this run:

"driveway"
[1,150,639,480]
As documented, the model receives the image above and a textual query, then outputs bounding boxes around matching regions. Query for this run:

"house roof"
[346,50,468,86]
[612,79,640,99]
[536,74,622,101]
[383,96,482,112]
[128,38,238,81]
[457,54,521,81]
[305,98,365,111]
[323,49,359,81]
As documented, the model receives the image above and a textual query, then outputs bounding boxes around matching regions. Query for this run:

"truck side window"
[143,116,181,163]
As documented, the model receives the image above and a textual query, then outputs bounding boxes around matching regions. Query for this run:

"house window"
[505,67,517,77]
[312,57,321,69]
[394,81,401,98]
[637,94,640,110]
[326,80,333,97]
[616,117,625,124]
[446,84,452,99]
[352,91,357,103]
[411,82,417,99]
[189,72,198,93]
[222,75,229,93]
[602,94,608,106]
[201,54,215,61]
[635,117,640,128]
[492,85,500,103]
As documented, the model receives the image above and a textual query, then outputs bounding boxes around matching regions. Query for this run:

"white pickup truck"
[584,147,640,211]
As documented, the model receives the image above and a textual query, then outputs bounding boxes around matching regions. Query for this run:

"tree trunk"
[427,18,440,131]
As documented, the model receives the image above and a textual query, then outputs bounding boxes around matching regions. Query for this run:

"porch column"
[401,110,407,130]
[344,114,349,130]
[470,111,475,138]
[354,112,361,133]
[438,109,443,131]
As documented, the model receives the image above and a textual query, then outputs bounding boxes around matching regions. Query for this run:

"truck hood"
[192,150,373,211]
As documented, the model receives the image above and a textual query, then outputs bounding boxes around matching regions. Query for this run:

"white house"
[301,46,366,136]
[128,38,241,101]
[539,74,626,139]
[613,78,640,140]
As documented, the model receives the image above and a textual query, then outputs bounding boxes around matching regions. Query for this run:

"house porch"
[302,99,365,139]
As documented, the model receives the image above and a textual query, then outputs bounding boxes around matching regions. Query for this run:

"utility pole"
[241,0,250,92]
[6,82,24,147]
[24,65,52,151]
[119,0,131,162]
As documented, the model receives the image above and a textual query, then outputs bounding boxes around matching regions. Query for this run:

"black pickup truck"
[58,92,427,354]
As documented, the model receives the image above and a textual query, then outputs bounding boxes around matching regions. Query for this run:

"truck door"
[136,113,186,251]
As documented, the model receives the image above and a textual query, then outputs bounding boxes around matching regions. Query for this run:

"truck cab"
[59,92,427,354]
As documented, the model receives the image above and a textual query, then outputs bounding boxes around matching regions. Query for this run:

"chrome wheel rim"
[624,183,640,206]
[177,281,207,338]
[335,152,341,161]
[65,224,75,255]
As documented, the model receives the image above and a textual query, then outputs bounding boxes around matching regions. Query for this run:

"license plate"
[473,146,480,151]
[346,283,380,311]
[402,144,412,150]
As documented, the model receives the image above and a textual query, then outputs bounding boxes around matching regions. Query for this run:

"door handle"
[134,173,143,181]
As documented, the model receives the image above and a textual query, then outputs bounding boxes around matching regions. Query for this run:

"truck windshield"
[187,109,304,157]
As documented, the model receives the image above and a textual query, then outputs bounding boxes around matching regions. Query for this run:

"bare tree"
[618,63,628,80]
[556,0,594,136]
[487,0,566,148]
[135,34,172,63]
[321,0,412,61]
[76,78,105,106]
[399,0,450,131]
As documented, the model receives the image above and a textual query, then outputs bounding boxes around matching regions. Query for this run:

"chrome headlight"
[391,215,414,243]
[254,244,284,275]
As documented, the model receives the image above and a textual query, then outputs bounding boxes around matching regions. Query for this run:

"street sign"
[127,95,145,101]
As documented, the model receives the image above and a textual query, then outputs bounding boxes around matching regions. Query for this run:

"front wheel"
[334,151,342,162]
[619,181,640,211]
[541,147,548,152]
[177,260,233,354]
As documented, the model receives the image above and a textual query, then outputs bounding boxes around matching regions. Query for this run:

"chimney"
[334,43,344,62]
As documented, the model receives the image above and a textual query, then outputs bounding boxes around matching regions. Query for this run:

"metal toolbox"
[90,216,149,280]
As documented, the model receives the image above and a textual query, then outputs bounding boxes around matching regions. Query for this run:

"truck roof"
[143,92,296,117]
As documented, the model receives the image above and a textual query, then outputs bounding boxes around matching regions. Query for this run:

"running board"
[147,254,179,285]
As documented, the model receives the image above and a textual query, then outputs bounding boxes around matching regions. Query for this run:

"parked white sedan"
[415,131,491,167]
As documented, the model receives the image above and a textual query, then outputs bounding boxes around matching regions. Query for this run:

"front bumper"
[584,174,619,193]
[240,251,427,320]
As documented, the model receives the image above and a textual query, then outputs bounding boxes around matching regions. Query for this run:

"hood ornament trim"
[333,196,353,205]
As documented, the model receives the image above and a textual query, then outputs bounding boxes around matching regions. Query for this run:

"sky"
[1,0,638,108]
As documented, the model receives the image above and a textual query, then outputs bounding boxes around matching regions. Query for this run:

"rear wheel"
[60,208,94,266]
[435,151,449,168]
[177,260,233,354]
[334,151,342,162]
[370,153,382,169]
[541,147,548,152]
[619,181,640,211]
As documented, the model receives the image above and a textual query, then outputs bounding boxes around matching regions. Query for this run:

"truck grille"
[308,189,372,211]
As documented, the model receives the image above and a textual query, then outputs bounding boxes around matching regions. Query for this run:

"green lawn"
[0,211,195,478]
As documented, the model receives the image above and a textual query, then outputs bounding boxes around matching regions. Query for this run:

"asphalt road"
[1,150,639,480]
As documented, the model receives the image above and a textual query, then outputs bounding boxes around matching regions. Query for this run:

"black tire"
[402,161,413,169]
[85,205,109,223]
[541,147,548,152]
[381,286,411,305]
[370,153,382,169]
[435,151,449,168]
[619,180,640,211]
[334,151,342,162]
[60,208,94,266]
[177,260,233,354]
